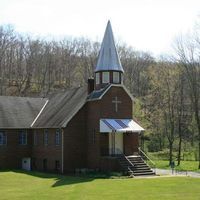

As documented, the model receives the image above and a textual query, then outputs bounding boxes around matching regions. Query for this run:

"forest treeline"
[0,25,199,167]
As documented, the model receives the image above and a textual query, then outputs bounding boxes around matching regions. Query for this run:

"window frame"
[55,129,61,146]
[0,130,7,145]
[44,129,48,146]
[121,74,123,83]
[113,72,120,83]
[19,130,27,145]
[95,73,100,84]
[102,72,110,83]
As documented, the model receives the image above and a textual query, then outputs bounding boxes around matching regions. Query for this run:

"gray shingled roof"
[32,86,88,128]
[0,96,47,128]
[0,85,133,128]
[87,84,134,102]
[95,20,124,73]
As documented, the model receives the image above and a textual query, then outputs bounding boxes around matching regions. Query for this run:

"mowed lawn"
[154,160,200,172]
[0,171,200,200]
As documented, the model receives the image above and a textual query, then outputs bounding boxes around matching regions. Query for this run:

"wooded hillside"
[0,25,199,167]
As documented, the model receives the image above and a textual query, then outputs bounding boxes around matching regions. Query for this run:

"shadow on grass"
[0,169,123,187]
[0,169,94,187]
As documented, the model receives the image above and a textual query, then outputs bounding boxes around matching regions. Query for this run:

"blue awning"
[100,119,144,133]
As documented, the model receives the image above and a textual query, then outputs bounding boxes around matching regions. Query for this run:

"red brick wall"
[63,106,87,173]
[86,100,101,168]
[0,106,87,173]
[100,133,109,156]
[32,129,62,172]
[0,129,32,169]
[0,128,63,171]
[86,85,133,169]
[100,157,121,172]
[0,85,139,173]
[123,132,139,155]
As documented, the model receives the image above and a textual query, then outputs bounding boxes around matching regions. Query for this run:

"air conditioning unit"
[22,157,31,171]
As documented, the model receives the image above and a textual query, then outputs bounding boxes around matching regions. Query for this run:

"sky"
[0,0,199,56]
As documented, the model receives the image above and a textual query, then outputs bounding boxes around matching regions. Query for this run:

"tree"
[0,25,16,95]
[174,29,200,168]
[147,62,181,164]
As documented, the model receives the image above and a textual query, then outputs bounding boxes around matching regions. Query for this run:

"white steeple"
[95,21,124,73]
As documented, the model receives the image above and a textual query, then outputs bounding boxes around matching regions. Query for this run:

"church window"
[44,129,48,146]
[0,131,6,145]
[96,73,100,84]
[113,72,120,83]
[102,72,110,83]
[55,129,61,145]
[19,130,27,145]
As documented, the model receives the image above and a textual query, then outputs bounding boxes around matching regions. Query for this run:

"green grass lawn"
[0,170,200,200]
[153,160,200,172]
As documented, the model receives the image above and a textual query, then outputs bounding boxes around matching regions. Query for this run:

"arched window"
[102,72,110,83]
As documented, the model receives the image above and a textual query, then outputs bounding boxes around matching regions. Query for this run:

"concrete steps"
[117,155,135,172]
[127,155,155,176]
[117,155,155,177]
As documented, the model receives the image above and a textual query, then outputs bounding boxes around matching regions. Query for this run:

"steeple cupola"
[95,21,124,90]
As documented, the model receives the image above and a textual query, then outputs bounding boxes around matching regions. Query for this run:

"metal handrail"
[138,147,156,169]
[100,147,136,175]
[115,148,135,168]
[125,156,135,168]
[100,147,136,169]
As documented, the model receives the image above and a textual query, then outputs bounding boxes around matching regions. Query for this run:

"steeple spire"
[95,20,124,72]
[94,21,124,90]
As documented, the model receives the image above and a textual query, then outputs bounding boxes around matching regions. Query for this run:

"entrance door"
[115,133,123,154]
[22,158,31,171]
[109,132,123,155]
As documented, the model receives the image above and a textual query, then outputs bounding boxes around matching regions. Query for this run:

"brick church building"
[0,21,154,175]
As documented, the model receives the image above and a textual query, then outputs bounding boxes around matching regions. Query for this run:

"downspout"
[61,128,64,174]
[114,130,116,155]
[111,131,114,155]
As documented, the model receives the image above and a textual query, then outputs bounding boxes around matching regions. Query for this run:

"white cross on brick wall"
[112,96,121,112]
